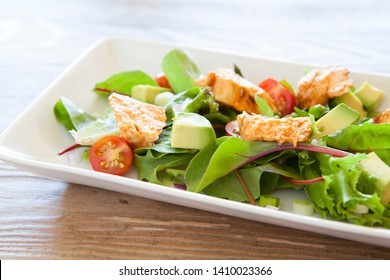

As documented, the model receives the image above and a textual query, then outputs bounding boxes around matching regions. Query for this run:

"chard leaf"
[93,70,157,96]
[53,97,96,131]
[162,49,202,93]
[323,123,390,165]
[203,167,262,202]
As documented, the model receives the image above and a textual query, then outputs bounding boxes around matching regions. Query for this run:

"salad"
[53,48,390,229]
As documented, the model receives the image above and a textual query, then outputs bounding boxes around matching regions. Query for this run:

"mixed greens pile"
[54,49,390,229]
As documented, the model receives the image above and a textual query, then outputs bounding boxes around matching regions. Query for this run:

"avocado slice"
[315,103,360,137]
[354,82,384,111]
[333,90,367,119]
[358,152,390,206]
[131,84,171,104]
[171,112,216,149]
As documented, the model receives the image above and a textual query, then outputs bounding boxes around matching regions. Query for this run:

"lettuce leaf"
[303,153,387,227]
[323,123,390,165]
[54,96,96,131]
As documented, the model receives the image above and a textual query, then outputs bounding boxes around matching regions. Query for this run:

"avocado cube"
[315,103,360,137]
[333,90,367,119]
[354,82,384,110]
[131,85,171,104]
[171,112,216,150]
[358,152,390,205]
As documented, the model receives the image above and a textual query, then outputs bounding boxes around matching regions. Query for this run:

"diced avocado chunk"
[154,91,175,107]
[333,90,367,119]
[354,82,384,110]
[358,152,390,206]
[315,103,360,137]
[259,195,280,207]
[131,85,171,104]
[171,112,216,149]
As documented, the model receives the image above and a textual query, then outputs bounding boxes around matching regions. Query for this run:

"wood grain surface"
[1,0,390,259]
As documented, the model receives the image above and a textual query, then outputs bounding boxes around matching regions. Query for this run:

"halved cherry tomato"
[90,135,133,176]
[225,120,240,138]
[155,72,172,89]
[259,78,296,116]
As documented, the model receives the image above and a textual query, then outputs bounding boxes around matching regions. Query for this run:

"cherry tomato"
[90,135,133,176]
[155,72,172,89]
[225,120,240,138]
[259,78,296,116]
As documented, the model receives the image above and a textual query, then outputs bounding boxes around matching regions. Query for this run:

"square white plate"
[1,37,389,248]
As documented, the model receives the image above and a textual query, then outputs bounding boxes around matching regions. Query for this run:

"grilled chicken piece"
[375,108,390,124]
[195,68,280,115]
[237,112,312,147]
[108,93,166,149]
[296,66,353,108]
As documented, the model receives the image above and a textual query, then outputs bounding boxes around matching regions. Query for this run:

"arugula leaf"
[323,123,390,165]
[162,49,202,93]
[93,70,157,96]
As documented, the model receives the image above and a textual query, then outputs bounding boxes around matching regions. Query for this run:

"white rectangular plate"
[1,37,389,248]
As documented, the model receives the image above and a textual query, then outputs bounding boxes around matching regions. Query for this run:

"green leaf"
[93,70,157,96]
[203,167,261,202]
[255,95,274,117]
[304,153,386,226]
[185,137,279,193]
[133,127,198,184]
[162,49,202,93]
[134,149,195,184]
[165,87,219,124]
[53,97,96,131]
[323,123,390,165]
[69,109,119,145]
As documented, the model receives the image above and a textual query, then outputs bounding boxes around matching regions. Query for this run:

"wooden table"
[1,0,390,259]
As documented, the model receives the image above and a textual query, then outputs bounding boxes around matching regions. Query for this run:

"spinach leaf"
[185,137,279,193]
[162,49,202,93]
[93,70,157,96]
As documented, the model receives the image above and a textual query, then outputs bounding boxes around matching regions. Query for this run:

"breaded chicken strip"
[296,66,353,108]
[237,112,312,147]
[375,108,390,124]
[196,68,280,115]
[109,93,166,149]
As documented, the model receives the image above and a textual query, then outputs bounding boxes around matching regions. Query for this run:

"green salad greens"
[54,48,390,229]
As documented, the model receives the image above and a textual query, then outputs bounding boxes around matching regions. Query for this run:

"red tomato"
[90,135,133,176]
[155,72,172,89]
[259,78,296,116]
[225,121,240,138]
